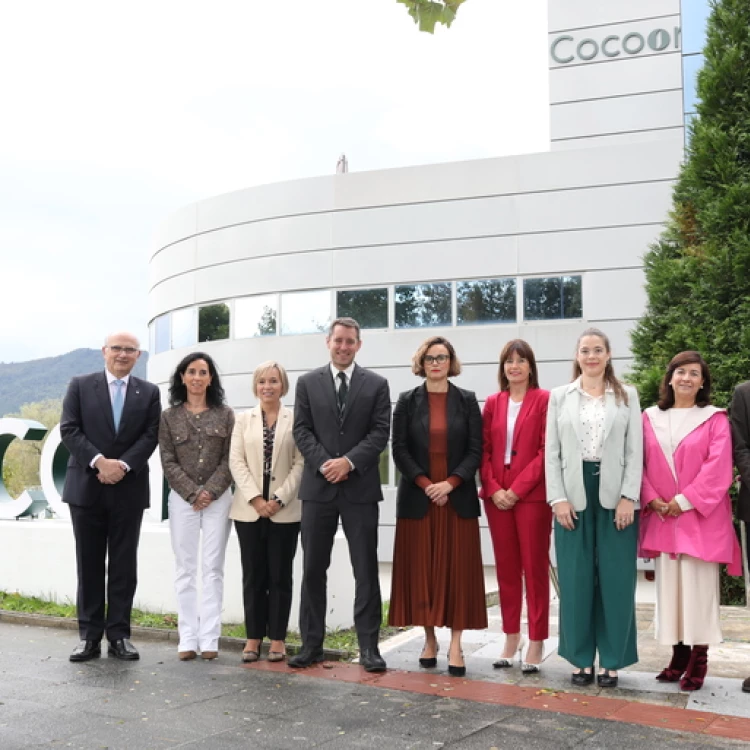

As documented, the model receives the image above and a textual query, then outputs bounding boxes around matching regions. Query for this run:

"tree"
[397,0,468,33]
[629,0,750,603]
[1,399,62,498]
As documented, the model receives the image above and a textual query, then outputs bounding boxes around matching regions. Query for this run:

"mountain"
[0,349,149,417]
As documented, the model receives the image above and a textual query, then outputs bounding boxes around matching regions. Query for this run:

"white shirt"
[576,378,612,461]
[504,399,523,465]
[330,362,355,391]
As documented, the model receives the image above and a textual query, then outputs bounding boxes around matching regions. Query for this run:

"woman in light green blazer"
[545,328,642,688]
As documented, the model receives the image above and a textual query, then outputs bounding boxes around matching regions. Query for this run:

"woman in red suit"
[481,339,551,673]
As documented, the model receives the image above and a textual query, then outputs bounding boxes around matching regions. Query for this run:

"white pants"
[169,488,232,652]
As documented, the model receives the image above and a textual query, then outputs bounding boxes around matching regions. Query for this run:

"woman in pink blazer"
[640,351,742,691]
[481,339,550,673]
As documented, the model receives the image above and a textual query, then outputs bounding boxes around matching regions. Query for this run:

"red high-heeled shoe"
[680,645,708,691]
[656,643,691,682]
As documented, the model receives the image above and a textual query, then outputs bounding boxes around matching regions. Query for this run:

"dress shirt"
[325,362,356,471]
[576,379,611,461]
[90,370,132,471]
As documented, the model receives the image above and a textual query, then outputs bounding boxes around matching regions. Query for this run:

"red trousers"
[485,500,552,641]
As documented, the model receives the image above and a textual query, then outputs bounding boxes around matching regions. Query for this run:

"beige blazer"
[229,405,304,523]
[545,381,643,511]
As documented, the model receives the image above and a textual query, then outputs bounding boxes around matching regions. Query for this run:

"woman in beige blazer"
[229,361,303,663]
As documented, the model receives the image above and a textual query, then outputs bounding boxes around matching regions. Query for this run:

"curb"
[0,609,348,661]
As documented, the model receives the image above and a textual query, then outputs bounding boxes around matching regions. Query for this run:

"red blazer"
[480,388,549,504]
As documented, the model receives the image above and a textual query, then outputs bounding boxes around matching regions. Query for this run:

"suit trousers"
[69,496,144,642]
[234,518,300,641]
[169,489,232,652]
[485,500,552,640]
[299,495,382,650]
[555,461,639,670]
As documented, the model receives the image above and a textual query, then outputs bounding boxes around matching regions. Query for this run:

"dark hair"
[657,351,711,410]
[572,327,629,406]
[168,352,227,408]
[412,336,462,378]
[498,339,539,391]
[328,317,360,340]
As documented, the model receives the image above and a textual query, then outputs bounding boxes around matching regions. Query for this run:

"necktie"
[337,371,348,418]
[112,379,125,431]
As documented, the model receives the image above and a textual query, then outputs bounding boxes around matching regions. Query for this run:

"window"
[337,288,388,329]
[681,0,711,55]
[152,314,170,354]
[683,53,703,114]
[281,290,330,335]
[395,283,452,329]
[457,278,516,326]
[198,303,230,342]
[171,307,197,349]
[523,276,582,320]
[235,295,277,338]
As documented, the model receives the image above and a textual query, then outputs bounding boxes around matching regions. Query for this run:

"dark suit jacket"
[730,381,750,523]
[479,388,549,504]
[60,371,162,509]
[293,363,391,504]
[392,382,482,520]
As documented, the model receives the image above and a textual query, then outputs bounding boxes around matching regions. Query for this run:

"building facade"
[147,0,708,563]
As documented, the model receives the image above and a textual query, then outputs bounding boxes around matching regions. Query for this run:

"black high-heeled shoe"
[419,642,439,668]
[448,648,465,677]
[571,667,594,686]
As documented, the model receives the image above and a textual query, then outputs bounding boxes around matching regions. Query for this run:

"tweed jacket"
[158,405,235,504]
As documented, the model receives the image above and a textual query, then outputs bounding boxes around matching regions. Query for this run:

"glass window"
[281,290,331,335]
[198,303,230,342]
[171,307,197,349]
[523,276,582,321]
[153,314,170,354]
[681,0,711,55]
[235,295,277,338]
[337,288,388,329]
[456,278,517,326]
[683,53,703,114]
[394,283,452,329]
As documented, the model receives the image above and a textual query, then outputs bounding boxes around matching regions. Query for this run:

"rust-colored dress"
[389,392,487,629]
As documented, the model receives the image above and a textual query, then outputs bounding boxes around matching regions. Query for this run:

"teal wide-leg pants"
[554,461,638,670]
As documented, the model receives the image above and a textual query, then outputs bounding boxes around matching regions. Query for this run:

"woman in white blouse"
[545,328,643,688]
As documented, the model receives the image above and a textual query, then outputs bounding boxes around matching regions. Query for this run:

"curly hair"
[168,351,227,408]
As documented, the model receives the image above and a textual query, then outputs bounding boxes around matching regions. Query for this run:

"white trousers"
[169,488,232,652]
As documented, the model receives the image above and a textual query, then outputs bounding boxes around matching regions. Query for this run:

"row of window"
[150,276,583,354]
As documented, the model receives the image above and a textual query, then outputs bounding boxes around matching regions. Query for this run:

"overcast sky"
[0,0,549,363]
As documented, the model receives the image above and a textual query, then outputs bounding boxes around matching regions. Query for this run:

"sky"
[0,0,549,363]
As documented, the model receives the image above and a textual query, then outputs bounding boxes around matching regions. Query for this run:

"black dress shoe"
[288,647,325,668]
[743,676,750,694]
[108,639,140,661]
[70,640,101,662]
[571,668,595,686]
[360,647,386,672]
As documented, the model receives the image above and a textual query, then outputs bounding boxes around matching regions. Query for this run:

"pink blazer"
[639,406,742,575]
[480,388,549,504]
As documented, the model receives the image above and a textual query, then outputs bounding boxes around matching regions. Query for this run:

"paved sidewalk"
[1,620,750,748]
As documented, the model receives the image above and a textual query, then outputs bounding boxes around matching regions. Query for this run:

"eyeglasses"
[108,346,139,355]
[424,354,450,365]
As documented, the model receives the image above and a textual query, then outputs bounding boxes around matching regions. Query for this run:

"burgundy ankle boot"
[680,645,709,691]
[656,643,691,682]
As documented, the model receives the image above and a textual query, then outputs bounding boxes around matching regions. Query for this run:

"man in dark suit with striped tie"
[290,318,391,671]
[60,332,161,662]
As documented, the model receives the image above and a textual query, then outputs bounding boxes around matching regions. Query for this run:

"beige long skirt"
[654,553,723,646]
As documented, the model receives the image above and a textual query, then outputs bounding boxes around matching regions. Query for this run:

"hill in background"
[0,349,149,417]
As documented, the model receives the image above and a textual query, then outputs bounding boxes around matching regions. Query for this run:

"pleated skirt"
[388,501,487,630]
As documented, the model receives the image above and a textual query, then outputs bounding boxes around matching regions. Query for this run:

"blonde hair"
[572,327,629,406]
[252,361,289,398]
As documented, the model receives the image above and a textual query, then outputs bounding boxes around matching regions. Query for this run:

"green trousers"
[555,461,638,670]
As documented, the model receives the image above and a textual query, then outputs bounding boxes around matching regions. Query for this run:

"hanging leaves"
[396,0,468,34]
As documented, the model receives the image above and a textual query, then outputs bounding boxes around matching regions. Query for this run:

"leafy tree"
[1,399,62,498]
[198,304,230,342]
[397,0,468,33]
[256,305,277,336]
[630,0,750,603]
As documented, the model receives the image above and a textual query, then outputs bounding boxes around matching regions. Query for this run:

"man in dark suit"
[730,380,750,694]
[290,317,391,671]
[61,332,161,662]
